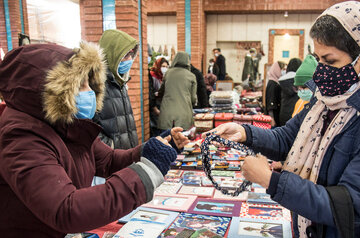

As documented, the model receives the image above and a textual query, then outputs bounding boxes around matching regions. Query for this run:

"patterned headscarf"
[320,1,360,46]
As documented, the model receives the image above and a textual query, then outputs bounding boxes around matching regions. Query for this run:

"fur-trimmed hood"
[0,42,107,125]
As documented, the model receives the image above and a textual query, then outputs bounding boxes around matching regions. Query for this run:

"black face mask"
[313,56,360,96]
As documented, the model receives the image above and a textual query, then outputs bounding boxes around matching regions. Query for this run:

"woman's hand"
[242,154,272,189]
[171,127,190,149]
[201,122,246,142]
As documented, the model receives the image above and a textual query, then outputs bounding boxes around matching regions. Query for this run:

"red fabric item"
[150,58,164,81]
[0,44,146,238]
[214,113,234,127]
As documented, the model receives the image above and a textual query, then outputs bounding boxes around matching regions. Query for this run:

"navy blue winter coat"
[244,81,360,237]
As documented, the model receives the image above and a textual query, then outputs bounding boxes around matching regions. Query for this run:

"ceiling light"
[284,11,288,17]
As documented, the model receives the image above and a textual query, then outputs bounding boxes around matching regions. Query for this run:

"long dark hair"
[310,15,360,60]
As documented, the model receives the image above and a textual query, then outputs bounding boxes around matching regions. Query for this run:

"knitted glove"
[142,137,177,176]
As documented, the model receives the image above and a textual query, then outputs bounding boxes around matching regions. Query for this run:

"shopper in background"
[149,57,169,137]
[204,2,360,237]
[93,29,138,150]
[213,48,226,81]
[292,54,318,117]
[278,57,302,126]
[204,73,217,99]
[265,61,286,127]
[207,58,219,79]
[191,64,209,109]
[158,52,197,130]
[0,42,189,237]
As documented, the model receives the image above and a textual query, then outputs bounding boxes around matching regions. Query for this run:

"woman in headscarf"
[204,2,360,237]
[265,61,286,127]
[149,57,169,136]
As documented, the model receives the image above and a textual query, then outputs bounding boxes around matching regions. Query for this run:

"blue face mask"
[75,90,96,119]
[297,88,313,101]
[118,60,134,75]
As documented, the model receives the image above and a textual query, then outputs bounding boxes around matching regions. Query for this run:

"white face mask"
[214,53,219,57]
[161,67,168,75]
[281,70,286,76]
[209,62,214,66]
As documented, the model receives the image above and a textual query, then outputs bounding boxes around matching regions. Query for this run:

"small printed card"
[228,217,292,238]
[247,192,278,205]
[161,227,195,238]
[118,207,179,228]
[212,189,248,201]
[178,186,215,198]
[240,202,291,221]
[142,194,197,212]
[169,213,231,237]
[190,228,222,238]
[188,198,242,217]
[155,182,182,194]
[113,218,166,238]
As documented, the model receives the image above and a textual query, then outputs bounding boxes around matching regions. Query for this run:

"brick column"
[0,0,29,53]
[115,0,149,143]
[176,0,204,71]
[80,0,150,143]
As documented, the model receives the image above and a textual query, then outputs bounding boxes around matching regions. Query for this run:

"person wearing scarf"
[204,1,360,237]
[265,61,286,127]
[149,57,169,137]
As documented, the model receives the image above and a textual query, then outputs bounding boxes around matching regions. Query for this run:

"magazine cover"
[177,186,215,197]
[155,182,182,194]
[240,203,291,221]
[188,198,242,217]
[228,217,292,238]
[169,213,231,237]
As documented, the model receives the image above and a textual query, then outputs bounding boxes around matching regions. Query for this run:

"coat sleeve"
[271,149,360,229]
[0,129,148,233]
[92,137,142,178]
[191,75,198,106]
[157,77,166,99]
[271,171,335,227]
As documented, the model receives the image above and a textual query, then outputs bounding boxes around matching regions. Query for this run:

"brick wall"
[80,0,150,143]
[115,0,150,143]
[147,0,176,15]
[0,0,29,53]
[203,0,344,13]
[79,0,103,42]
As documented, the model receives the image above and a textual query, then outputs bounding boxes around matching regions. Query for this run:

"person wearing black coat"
[207,58,219,79]
[278,58,302,126]
[191,64,209,108]
[213,48,226,81]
